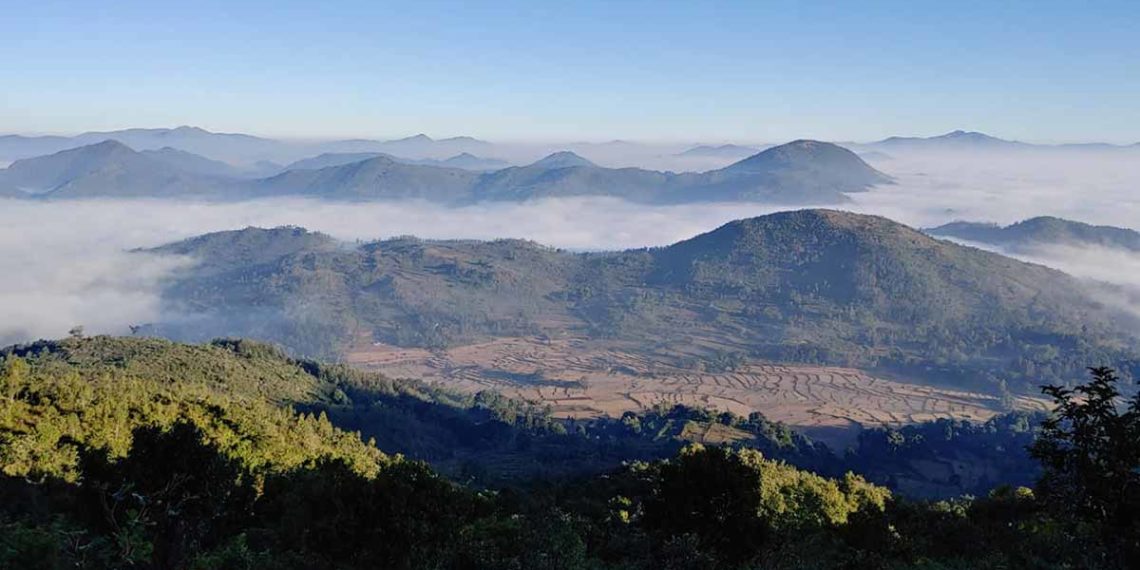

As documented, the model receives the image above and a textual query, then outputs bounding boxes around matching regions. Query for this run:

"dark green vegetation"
[0,335,1034,494]
[148,210,1140,394]
[0,139,887,204]
[0,336,836,487]
[2,337,1138,568]
[928,216,1140,253]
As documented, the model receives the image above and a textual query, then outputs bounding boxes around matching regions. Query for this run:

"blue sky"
[3,0,1137,143]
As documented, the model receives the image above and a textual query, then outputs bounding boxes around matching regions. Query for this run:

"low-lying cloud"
[2,147,1140,345]
[0,197,798,345]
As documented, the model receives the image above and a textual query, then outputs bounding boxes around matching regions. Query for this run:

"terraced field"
[346,336,1050,444]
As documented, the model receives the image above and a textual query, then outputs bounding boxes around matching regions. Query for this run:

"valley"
[7,3,1140,566]
[347,335,1049,445]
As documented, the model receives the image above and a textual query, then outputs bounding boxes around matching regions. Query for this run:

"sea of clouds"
[3,149,1140,344]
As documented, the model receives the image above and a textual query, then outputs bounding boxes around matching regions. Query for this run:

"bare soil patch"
[346,336,1049,445]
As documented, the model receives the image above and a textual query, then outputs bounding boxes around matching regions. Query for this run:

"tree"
[77,422,256,569]
[1,357,29,400]
[642,444,769,566]
[1030,367,1140,562]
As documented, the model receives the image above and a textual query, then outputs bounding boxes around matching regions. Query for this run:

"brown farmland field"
[346,335,1050,445]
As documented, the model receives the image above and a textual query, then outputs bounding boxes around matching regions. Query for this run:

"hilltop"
[0,140,235,198]
[669,140,891,201]
[144,210,1139,401]
[677,143,762,158]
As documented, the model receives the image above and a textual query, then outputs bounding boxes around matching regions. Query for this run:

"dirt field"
[346,336,1050,445]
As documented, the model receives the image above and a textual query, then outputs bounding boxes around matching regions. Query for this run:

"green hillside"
[2,339,1135,568]
[147,210,1140,393]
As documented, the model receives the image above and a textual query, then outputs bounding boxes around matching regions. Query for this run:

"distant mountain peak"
[170,125,209,134]
[81,139,136,155]
[530,151,596,169]
[676,144,759,158]
[876,130,1020,149]
[726,140,876,171]
[393,133,433,143]
[439,136,487,144]
[785,139,828,149]
[936,130,996,140]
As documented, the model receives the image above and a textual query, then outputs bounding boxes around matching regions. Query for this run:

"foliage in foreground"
[2,338,1139,568]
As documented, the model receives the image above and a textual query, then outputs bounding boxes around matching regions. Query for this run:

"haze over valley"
[4,128,1140,448]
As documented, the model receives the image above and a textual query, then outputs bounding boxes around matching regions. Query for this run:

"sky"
[2,0,1138,143]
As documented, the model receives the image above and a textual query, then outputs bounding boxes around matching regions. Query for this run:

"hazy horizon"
[3,124,1136,148]
[4,2,1138,143]
[4,145,1140,344]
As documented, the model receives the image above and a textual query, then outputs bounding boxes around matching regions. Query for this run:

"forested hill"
[927,216,1140,253]
[0,336,830,484]
[3,336,1136,568]
[0,335,1042,495]
[146,209,1140,394]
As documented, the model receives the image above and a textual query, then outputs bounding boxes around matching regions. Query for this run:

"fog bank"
[3,148,1140,345]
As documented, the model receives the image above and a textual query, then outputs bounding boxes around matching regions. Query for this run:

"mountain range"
[4,126,1136,169]
[142,210,1140,396]
[861,130,1140,153]
[0,126,498,164]
[676,144,763,159]
[0,140,233,198]
[283,151,510,172]
[0,139,891,204]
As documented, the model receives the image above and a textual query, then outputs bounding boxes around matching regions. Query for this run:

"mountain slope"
[144,211,1140,393]
[375,133,494,158]
[529,151,597,169]
[72,125,288,163]
[0,140,234,197]
[473,141,887,204]
[283,152,386,171]
[473,156,670,201]
[1,138,888,204]
[0,134,76,161]
[285,151,509,172]
[438,152,509,170]
[139,146,250,177]
[676,143,761,158]
[253,154,479,201]
[666,140,891,202]
[927,216,1140,253]
[872,130,1028,152]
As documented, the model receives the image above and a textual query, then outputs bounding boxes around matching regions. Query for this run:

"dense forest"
[3,336,1139,568]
